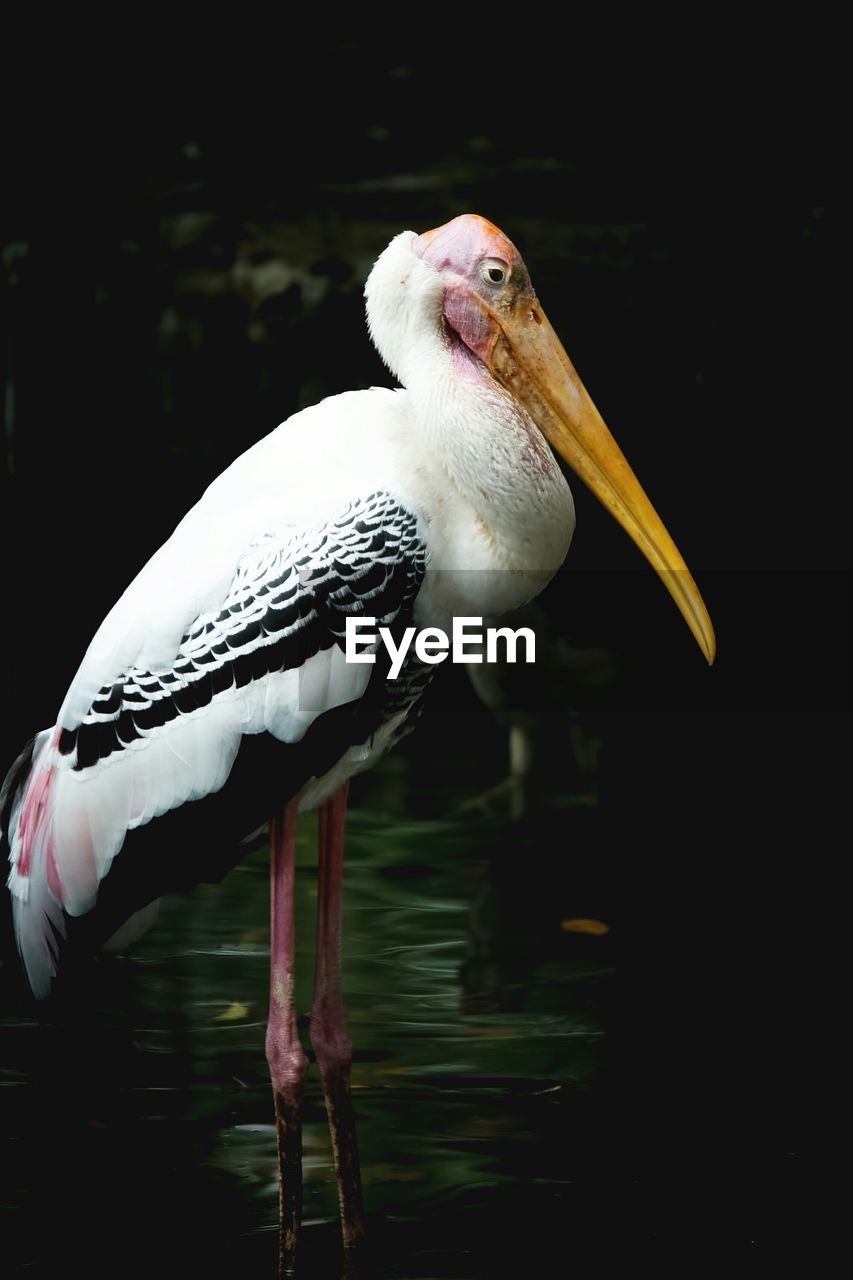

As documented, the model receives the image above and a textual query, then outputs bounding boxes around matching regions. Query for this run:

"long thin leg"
[266,799,308,1278]
[310,780,366,1266]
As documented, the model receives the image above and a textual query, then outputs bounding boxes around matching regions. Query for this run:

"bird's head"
[416,214,715,664]
[412,214,532,375]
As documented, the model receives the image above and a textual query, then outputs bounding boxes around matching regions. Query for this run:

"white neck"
[365,234,575,604]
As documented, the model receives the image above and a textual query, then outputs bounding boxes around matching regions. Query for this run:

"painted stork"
[1,215,714,1274]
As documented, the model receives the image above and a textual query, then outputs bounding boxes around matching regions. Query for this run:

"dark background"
[1,29,842,1275]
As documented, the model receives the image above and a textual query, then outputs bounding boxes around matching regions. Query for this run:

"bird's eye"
[480,259,508,286]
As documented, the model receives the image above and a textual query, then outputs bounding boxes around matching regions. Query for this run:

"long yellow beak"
[489,299,715,664]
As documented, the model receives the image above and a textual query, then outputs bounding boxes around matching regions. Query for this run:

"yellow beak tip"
[699,625,716,666]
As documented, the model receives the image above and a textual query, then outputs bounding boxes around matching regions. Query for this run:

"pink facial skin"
[413,214,532,373]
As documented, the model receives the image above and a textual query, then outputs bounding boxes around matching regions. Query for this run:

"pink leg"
[310,781,366,1264]
[266,799,308,1278]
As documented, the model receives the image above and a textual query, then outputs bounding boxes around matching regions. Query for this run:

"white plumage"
[3,230,576,997]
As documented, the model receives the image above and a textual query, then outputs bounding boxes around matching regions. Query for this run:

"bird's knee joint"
[265,1031,308,1096]
[309,1012,352,1073]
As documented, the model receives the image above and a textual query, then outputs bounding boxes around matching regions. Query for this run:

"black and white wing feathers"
[5,491,427,997]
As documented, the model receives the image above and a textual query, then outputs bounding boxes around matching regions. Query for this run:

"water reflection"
[1,762,612,1278]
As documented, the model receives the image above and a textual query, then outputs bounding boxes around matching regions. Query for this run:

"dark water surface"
[1,732,615,1279]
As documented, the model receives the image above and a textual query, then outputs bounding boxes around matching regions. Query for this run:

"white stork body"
[3,230,573,998]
